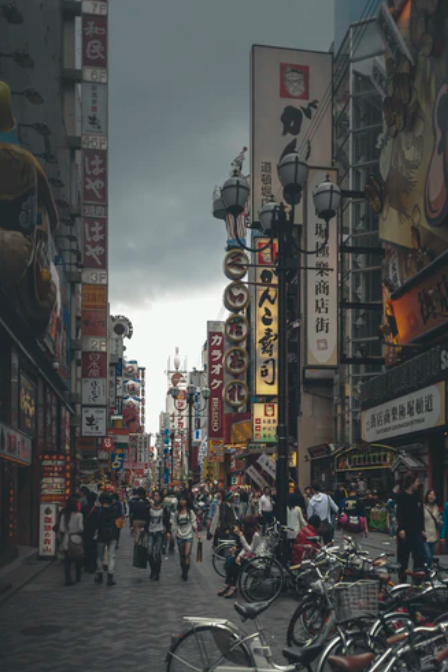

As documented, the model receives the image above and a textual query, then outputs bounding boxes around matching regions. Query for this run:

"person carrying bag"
[133,529,148,569]
[307,483,339,544]
[59,496,84,586]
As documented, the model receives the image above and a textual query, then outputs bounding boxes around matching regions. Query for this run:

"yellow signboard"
[254,239,278,395]
[208,438,224,463]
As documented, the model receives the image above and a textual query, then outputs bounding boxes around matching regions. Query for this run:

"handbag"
[68,533,84,560]
[115,517,125,529]
[133,533,147,569]
[196,539,203,563]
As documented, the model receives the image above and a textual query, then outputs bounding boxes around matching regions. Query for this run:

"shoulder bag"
[68,528,84,560]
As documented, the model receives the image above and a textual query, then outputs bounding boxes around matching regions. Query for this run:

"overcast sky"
[108,0,335,435]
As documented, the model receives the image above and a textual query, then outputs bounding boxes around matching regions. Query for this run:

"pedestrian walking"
[396,473,425,583]
[338,482,369,549]
[59,496,84,587]
[286,492,306,553]
[112,492,125,550]
[307,483,338,544]
[148,490,171,581]
[171,493,200,581]
[94,492,119,586]
[82,490,98,574]
[162,488,177,553]
[130,486,150,544]
[387,493,397,538]
[259,487,275,530]
[423,489,441,569]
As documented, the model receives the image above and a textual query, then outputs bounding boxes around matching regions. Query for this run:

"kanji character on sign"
[260,358,276,386]
[259,328,278,356]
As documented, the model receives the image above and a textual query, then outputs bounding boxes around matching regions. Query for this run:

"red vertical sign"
[207,322,224,440]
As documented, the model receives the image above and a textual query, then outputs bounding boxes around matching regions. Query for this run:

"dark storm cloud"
[108,0,334,305]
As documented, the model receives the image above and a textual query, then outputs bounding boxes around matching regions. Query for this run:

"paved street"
[0,529,435,672]
[0,530,295,672]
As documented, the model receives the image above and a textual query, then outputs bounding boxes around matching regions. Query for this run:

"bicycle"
[212,539,238,578]
[165,599,328,671]
[327,621,448,672]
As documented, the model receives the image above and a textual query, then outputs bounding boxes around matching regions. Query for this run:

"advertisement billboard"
[254,239,278,395]
[305,168,338,370]
[251,45,332,225]
[207,322,224,441]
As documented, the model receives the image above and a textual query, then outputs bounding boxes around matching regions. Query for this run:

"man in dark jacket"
[129,487,150,543]
[217,492,237,541]
[396,473,425,583]
[93,492,119,586]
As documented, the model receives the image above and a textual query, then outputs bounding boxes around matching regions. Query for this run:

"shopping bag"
[196,539,203,563]
[133,540,147,569]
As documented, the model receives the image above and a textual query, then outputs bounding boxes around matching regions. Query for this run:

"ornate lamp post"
[220,153,336,527]
[170,384,210,483]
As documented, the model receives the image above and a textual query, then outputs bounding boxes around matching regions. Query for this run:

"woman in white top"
[259,487,275,530]
[170,493,200,582]
[286,492,306,548]
[59,496,84,586]
[218,516,262,599]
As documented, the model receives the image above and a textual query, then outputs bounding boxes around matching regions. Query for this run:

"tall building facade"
[332,16,385,456]
[0,0,90,565]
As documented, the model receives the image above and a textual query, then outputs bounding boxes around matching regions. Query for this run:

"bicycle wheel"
[166,624,253,671]
[317,631,386,672]
[212,542,233,578]
[287,594,334,647]
[239,556,284,603]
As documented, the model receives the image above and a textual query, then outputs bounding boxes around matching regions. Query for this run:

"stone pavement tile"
[0,529,302,672]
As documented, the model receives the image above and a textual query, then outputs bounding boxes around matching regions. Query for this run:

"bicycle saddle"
[327,653,375,672]
[234,601,271,621]
[283,643,325,666]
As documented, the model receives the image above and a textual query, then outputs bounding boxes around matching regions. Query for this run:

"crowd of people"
[56,473,448,590]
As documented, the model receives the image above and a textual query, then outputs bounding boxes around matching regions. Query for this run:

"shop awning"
[391,452,427,472]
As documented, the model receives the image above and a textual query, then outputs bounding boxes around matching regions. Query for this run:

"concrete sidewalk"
[0,547,53,604]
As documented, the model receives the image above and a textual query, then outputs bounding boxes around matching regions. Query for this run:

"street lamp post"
[220,155,337,527]
[170,384,210,484]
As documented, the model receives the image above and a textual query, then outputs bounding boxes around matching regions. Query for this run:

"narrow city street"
[0,531,294,672]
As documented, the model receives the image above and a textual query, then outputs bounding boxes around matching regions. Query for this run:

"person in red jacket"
[292,515,321,565]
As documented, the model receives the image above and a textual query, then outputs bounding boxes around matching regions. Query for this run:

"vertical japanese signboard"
[251,46,332,225]
[81,0,109,439]
[254,240,279,396]
[305,168,338,370]
[207,322,224,460]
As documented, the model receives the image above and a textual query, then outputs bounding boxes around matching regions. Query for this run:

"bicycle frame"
[172,616,298,672]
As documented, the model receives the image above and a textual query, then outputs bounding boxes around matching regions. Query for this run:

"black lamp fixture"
[49,177,65,189]
[11,89,43,105]
[54,197,70,209]
[19,122,51,137]
[0,49,34,68]
[35,151,58,165]
[0,2,24,24]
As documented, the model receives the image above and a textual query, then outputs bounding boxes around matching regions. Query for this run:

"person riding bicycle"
[291,514,321,565]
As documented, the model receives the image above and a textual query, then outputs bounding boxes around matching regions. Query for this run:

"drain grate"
[21,625,64,637]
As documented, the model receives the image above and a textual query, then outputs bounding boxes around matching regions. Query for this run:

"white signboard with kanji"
[82,378,107,405]
[251,46,332,225]
[305,168,338,370]
[82,407,107,436]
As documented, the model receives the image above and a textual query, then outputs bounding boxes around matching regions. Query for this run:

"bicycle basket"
[333,581,379,624]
